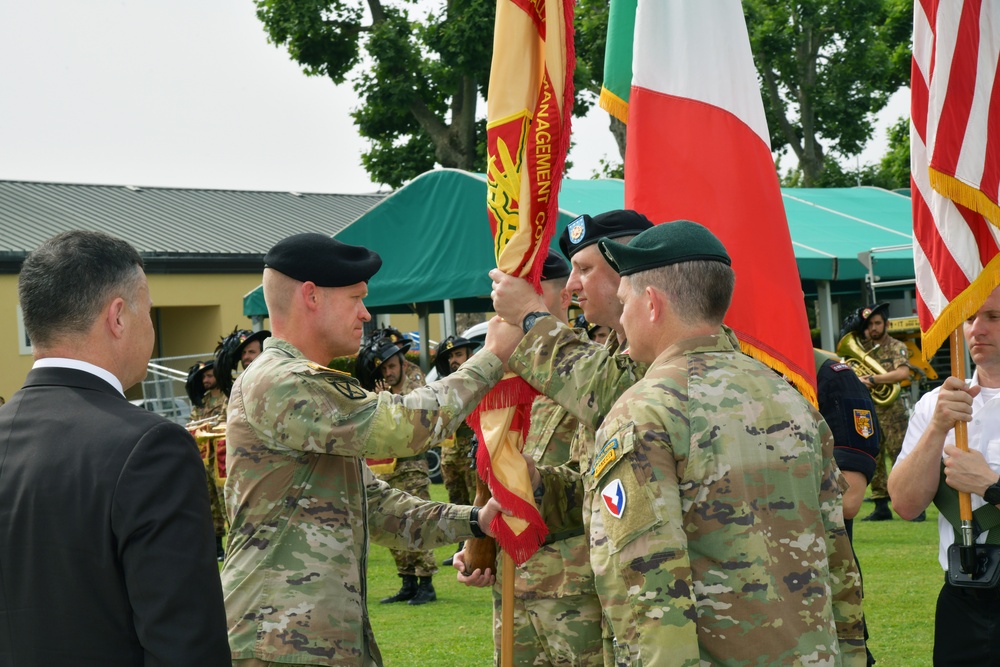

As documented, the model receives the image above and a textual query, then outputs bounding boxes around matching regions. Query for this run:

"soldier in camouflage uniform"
[356,330,439,605]
[435,336,480,508]
[489,218,865,666]
[852,303,912,521]
[186,359,229,558]
[481,212,654,667]
[589,222,864,665]
[221,233,521,667]
[462,250,606,666]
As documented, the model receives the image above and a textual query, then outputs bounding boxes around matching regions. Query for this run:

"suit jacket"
[0,367,231,666]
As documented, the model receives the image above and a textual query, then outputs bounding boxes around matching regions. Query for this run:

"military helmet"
[184,359,214,408]
[355,332,407,391]
[433,335,478,378]
[214,327,270,397]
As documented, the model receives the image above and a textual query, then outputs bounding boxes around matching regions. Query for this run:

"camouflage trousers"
[491,590,604,667]
[442,436,476,506]
[378,462,438,577]
[870,398,908,500]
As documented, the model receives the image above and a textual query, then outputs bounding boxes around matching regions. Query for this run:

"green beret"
[264,233,382,287]
[597,220,731,276]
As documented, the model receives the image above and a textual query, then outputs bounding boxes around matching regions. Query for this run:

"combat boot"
[408,576,437,605]
[862,498,893,521]
[380,575,418,604]
[216,536,226,561]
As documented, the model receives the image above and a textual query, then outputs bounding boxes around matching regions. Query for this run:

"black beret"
[541,249,571,281]
[264,233,382,287]
[559,210,653,259]
[598,220,731,277]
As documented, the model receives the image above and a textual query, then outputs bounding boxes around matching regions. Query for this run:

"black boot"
[408,576,437,605]
[381,575,418,604]
[216,536,225,561]
[862,499,892,521]
[442,542,464,567]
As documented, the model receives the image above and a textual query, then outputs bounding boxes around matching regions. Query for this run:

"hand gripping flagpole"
[949,330,977,573]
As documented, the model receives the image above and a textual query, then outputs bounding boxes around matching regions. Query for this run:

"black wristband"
[469,506,487,538]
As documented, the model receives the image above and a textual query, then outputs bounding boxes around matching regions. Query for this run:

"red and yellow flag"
[480,0,574,564]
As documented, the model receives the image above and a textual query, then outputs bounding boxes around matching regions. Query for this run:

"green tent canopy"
[244,169,914,316]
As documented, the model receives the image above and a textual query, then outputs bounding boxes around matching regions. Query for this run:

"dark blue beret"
[264,233,382,287]
[559,209,653,259]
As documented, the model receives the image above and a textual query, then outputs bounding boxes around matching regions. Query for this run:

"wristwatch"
[521,311,550,334]
[983,478,1000,505]
[469,506,487,538]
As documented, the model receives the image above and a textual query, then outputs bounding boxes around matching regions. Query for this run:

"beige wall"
[1,272,266,402]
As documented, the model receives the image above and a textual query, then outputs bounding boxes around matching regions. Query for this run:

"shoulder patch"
[592,437,620,478]
[830,362,852,372]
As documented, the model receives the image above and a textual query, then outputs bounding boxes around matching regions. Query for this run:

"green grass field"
[366,486,944,666]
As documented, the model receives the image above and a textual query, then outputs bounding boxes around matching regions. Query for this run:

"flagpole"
[501,552,515,667]
[949,330,977,573]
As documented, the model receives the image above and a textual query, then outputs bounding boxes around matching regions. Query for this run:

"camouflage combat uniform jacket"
[222,337,503,666]
[591,330,865,666]
[381,360,430,481]
[508,317,646,535]
[190,389,227,423]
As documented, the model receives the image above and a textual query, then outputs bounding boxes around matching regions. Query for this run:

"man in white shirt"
[889,284,1000,666]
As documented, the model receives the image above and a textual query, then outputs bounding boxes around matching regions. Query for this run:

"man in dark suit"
[0,230,230,666]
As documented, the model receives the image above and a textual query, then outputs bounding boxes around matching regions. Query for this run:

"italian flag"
[607,0,817,403]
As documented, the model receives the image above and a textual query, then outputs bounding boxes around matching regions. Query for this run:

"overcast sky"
[0,0,906,196]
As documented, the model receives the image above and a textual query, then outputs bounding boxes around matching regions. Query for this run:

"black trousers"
[934,577,1000,666]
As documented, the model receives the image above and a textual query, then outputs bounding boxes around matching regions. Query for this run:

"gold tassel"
[921,255,1000,361]
[599,88,630,125]
[929,168,1000,228]
[738,341,818,408]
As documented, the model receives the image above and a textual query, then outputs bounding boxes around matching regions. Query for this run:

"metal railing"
[135,353,212,425]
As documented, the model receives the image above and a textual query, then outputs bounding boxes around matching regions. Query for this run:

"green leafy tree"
[743,0,911,186]
[254,0,494,188]
[873,116,910,189]
[255,0,608,189]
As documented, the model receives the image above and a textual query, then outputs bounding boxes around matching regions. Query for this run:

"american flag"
[912,0,1000,359]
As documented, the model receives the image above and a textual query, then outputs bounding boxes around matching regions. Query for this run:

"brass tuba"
[836,332,901,406]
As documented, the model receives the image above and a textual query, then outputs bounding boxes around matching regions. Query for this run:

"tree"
[254,0,494,188]
[743,0,911,186]
[255,0,609,189]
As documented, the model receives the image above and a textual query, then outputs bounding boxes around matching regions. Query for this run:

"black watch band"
[984,480,1000,505]
[469,506,487,538]
[522,311,550,334]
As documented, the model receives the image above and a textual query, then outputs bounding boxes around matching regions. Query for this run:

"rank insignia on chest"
[854,408,874,439]
[592,437,619,478]
[601,479,627,518]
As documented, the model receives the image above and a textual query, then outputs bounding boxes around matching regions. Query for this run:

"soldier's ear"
[645,285,663,323]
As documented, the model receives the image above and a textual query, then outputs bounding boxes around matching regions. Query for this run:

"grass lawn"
[366,486,945,666]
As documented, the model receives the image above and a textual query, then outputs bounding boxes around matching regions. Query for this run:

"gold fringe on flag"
[920,253,1000,361]
[738,340,818,408]
[929,168,1000,229]
[598,87,630,125]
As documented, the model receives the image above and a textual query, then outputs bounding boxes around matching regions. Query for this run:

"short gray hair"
[19,230,144,348]
[628,260,734,325]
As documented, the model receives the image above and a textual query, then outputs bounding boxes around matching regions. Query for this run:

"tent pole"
[817,281,835,352]
[417,303,431,373]
[444,299,456,338]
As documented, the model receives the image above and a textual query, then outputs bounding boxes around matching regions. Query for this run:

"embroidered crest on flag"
[854,408,874,439]
[602,478,627,518]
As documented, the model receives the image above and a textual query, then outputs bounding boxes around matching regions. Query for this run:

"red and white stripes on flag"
[912,0,1000,359]
[622,1,817,404]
